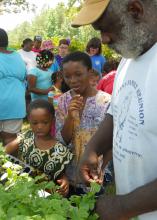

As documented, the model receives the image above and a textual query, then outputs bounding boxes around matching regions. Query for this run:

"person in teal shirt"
[48,58,60,73]
[28,50,54,101]
[41,40,60,73]
[0,28,26,145]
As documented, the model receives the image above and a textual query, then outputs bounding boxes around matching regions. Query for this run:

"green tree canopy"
[0,0,34,14]
[8,2,119,59]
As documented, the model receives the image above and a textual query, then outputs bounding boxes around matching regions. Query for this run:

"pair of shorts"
[0,119,23,134]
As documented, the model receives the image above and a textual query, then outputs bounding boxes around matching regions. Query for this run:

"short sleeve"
[107,105,112,116]
[17,130,33,157]
[49,59,60,73]
[17,132,25,146]
[48,91,54,98]
[107,99,113,116]
[28,67,38,76]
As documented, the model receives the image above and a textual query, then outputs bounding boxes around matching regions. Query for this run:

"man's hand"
[79,151,103,185]
[78,114,113,185]
[96,195,129,220]
[57,175,69,197]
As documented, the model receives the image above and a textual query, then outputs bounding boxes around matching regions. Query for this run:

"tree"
[9,21,32,47]
[0,0,35,14]
[8,2,119,59]
[67,0,83,7]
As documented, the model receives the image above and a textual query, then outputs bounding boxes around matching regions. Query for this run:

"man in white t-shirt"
[18,38,36,74]
[72,0,157,220]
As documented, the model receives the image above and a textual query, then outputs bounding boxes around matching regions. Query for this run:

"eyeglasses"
[59,46,68,49]
[90,47,99,50]
[34,36,42,41]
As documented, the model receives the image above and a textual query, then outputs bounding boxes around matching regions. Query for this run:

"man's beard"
[109,15,153,59]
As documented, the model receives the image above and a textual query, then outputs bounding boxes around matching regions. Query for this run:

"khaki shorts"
[0,119,23,134]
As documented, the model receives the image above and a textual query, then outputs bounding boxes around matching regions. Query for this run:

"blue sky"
[0,0,68,30]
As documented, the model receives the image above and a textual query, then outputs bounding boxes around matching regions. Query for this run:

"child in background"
[48,71,63,110]
[41,40,60,73]
[97,59,120,95]
[48,71,69,137]
[56,51,111,195]
[86,37,106,78]
[5,99,73,197]
[89,69,100,89]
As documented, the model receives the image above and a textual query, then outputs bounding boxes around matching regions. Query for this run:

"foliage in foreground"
[0,146,100,220]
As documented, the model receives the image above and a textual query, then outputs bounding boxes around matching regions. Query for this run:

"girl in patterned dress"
[5,99,73,197]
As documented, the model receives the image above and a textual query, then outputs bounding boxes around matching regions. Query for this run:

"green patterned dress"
[17,130,73,180]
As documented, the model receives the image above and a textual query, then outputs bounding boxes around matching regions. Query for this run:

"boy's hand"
[68,95,84,119]
[57,175,69,197]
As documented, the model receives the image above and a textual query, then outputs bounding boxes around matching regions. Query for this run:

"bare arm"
[96,178,157,219]
[27,75,51,95]
[125,179,157,217]
[5,138,20,155]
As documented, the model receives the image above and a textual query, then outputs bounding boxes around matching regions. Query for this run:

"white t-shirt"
[18,49,36,73]
[109,43,157,220]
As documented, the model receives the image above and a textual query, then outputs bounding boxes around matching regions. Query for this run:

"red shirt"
[32,48,42,53]
[97,70,116,95]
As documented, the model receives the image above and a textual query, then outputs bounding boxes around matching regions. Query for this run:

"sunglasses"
[34,36,42,41]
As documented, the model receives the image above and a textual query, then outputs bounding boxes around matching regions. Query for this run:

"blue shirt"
[48,59,60,73]
[91,54,106,77]
[0,52,26,120]
[29,67,52,101]
[55,54,63,69]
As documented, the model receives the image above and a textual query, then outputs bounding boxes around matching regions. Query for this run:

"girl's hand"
[68,95,84,119]
[57,175,69,197]
[46,87,53,94]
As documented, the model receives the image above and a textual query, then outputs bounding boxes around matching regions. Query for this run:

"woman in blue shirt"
[0,28,26,145]
[86,37,106,78]
[28,50,54,101]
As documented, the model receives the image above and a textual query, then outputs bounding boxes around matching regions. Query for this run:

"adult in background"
[86,37,106,78]
[32,35,42,54]
[18,38,37,112]
[18,38,36,73]
[72,0,157,219]
[55,39,70,69]
[0,28,26,145]
[41,40,60,73]
[27,50,54,101]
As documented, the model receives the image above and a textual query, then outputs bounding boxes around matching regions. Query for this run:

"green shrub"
[0,147,100,220]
